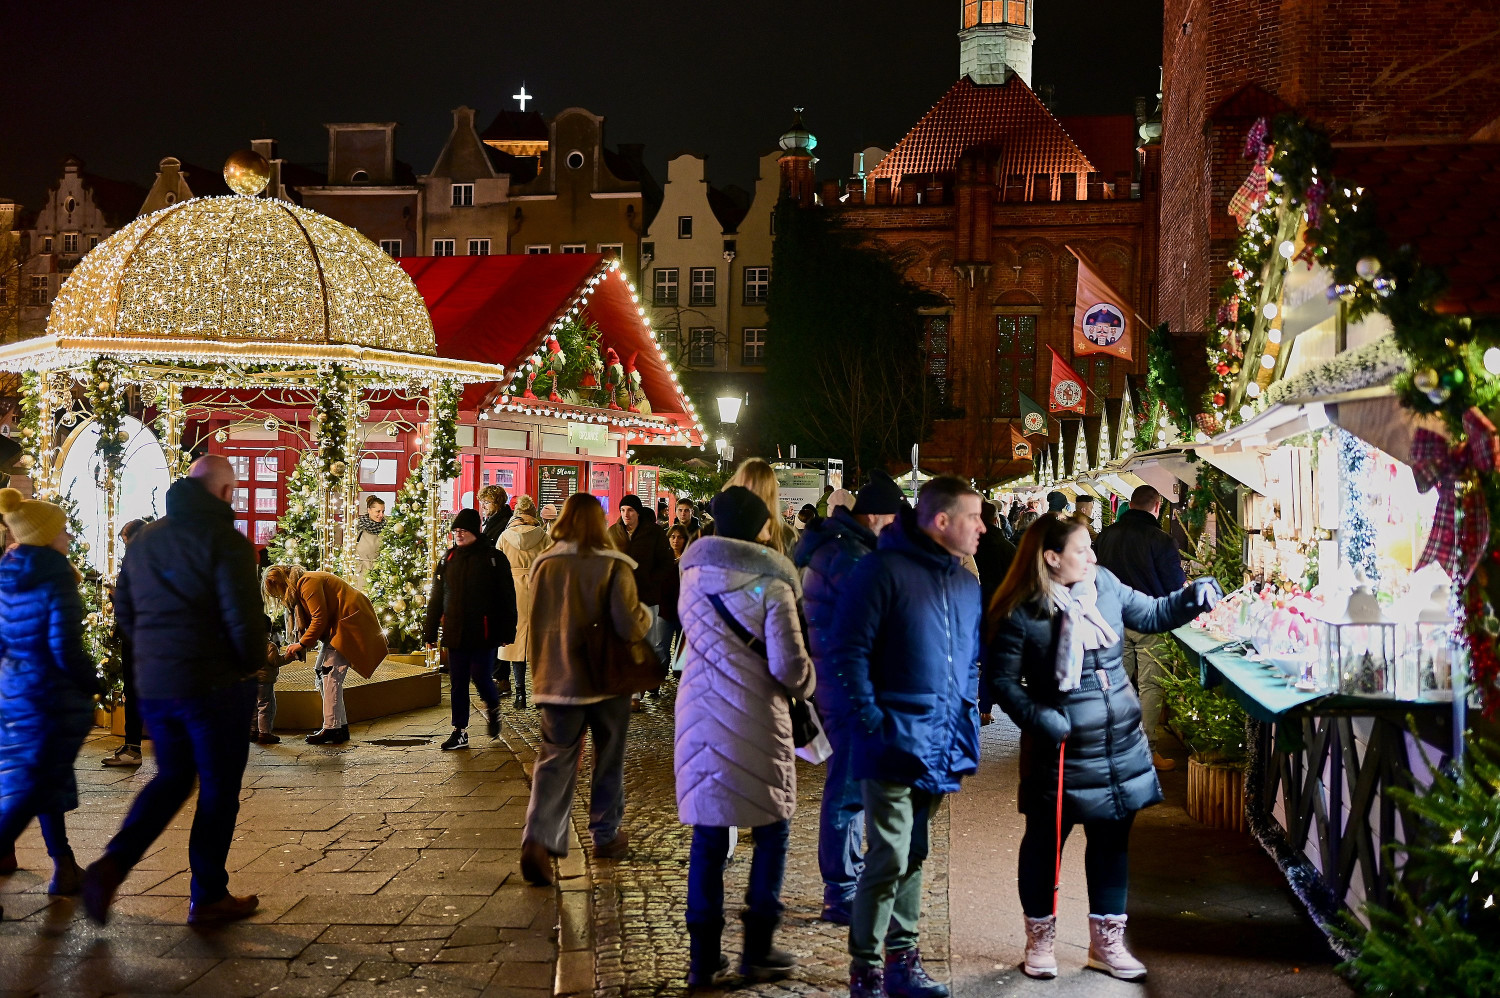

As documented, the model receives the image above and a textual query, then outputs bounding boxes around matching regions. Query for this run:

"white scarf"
[1047,566,1120,692]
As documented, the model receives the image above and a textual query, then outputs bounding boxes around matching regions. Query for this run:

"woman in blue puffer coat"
[987,513,1219,983]
[0,488,98,898]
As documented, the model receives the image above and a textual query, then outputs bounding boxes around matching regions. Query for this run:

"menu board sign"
[635,468,658,502]
[538,464,580,508]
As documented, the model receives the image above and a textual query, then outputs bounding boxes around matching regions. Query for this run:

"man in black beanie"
[793,470,905,925]
[1046,490,1069,514]
[608,494,676,690]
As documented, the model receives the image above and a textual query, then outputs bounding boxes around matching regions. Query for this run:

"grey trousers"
[1122,629,1169,751]
[314,643,350,729]
[523,696,632,855]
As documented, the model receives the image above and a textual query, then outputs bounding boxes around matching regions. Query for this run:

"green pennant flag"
[1019,391,1049,436]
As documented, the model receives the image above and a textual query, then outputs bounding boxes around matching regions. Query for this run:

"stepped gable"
[869,75,1096,187]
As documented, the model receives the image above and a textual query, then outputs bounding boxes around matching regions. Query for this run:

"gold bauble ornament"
[214,430,228,443]
[116,430,130,443]
[1413,368,1439,393]
[223,149,272,197]
[330,461,346,476]
[17,454,34,469]
[393,598,406,612]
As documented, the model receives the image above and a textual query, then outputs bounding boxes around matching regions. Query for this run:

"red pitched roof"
[1333,143,1500,316]
[1057,114,1138,181]
[398,255,703,442]
[870,76,1096,187]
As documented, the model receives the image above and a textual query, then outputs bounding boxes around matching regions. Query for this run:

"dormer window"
[452,183,474,207]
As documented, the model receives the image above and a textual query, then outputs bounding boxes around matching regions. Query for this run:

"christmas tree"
[364,461,436,652]
[267,451,321,568]
[1339,734,1500,996]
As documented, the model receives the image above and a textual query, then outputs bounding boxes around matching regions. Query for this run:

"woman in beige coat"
[263,565,388,745]
[519,493,651,888]
[497,495,549,708]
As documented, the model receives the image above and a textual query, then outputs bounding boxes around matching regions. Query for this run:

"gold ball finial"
[223,149,271,196]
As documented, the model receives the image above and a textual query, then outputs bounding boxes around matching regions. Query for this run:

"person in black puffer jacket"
[0,489,98,897]
[791,471,903,925]
[88,456,268,927]
[425,508,517,751]
[987,513,1219,982]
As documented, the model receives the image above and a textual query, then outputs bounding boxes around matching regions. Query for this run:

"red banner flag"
[1011,424,1033,461]
[1067,246,1139,361]
[1047,346,1088,415]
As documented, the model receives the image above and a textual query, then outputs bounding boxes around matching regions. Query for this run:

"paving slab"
[0,693,556,998]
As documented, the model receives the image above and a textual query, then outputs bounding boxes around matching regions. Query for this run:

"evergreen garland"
[266,451,321,568]
[84,358,127,476]
[1337,735,1500,997]
[365,461,433,651]
[1136,323,1194,450]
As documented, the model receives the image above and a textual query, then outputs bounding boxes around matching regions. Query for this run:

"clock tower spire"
[959,1,1035,87]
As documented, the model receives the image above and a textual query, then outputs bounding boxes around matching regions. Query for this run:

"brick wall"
[1158,0,1500,336]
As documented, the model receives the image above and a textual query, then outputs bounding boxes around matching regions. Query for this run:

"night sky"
[3,1,1162,212]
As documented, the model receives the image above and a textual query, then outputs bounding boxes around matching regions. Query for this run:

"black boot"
[513,662,528,709]
[686,918,729,990]
[738,911,796,980]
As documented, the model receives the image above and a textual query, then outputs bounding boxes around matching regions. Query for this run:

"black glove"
[1035,708,1071,744]
[1190,577,1224,610]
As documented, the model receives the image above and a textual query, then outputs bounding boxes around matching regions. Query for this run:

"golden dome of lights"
[46,190,436,357]
[223,149,272,196]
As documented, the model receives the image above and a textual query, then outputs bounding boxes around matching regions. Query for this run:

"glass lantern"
[1395,583,1456,701]
[1314,581,1397,696]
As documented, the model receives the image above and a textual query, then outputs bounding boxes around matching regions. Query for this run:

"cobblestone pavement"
[949,718,1353,997]
[0,697,556,998]
[503,684,950,998]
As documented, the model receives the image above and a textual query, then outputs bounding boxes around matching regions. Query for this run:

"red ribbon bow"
[1411,408,1500,583]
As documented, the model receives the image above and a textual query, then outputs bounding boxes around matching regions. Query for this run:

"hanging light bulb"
[1278,240,1296,259]
[1267,328,1282,344]
[1263,303,1279,320]
[1484,348,1500,376]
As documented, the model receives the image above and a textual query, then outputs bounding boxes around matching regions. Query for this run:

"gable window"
[689,267,716,307]
[451,184,474,207]
[62,232,79,254]
[561,243,586,254]
[925,315,951,400]
[42,237,52,254]
[995,314,1039,416]
[526,244,551,254]
[468,238,491,256]
[30,276,48,305]
[742,328,766,366]
[653,268,679,306]
[597,243,623,259]
[743,267,769,304]
[379,239,402,257]
[688,328,717,367]
[432,239,456,257]
[678,215,694,239]
[87,234,99,250]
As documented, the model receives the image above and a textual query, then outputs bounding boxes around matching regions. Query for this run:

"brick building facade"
[1158,0,1500,336]
[794,1,1159,484]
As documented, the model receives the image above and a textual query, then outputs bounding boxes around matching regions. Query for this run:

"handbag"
[706,592,830,761]
[584,566,667,695]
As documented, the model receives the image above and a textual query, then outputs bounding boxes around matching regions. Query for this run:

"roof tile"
[870,77,1096,187]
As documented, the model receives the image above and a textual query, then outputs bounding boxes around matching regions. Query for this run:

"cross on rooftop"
[513,85,532,111]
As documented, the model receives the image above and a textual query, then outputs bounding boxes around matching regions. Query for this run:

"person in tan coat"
[263,565,388,745]
[497,495,550,709]
[520,493,651,887]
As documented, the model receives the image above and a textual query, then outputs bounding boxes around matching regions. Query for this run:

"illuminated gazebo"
[0,151,507,580]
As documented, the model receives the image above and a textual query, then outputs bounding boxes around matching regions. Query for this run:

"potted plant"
[1157,648,1249,831]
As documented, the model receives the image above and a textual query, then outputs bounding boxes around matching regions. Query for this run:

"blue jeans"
[817,706,864,907]
[448,647,500,729]
[104,682,254,905]
[686,821,790,925]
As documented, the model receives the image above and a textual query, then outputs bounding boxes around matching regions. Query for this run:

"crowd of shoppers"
[0,440,1223,993]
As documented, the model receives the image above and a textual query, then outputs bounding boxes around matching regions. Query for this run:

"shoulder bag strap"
[707,592,767,658]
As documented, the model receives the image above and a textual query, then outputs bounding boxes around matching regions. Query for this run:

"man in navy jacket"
[829,476,984,998]
[1093,483,1186,771]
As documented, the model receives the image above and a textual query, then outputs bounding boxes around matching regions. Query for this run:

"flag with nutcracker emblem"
[1047,346,1088,415]
[1067,246,1139,361]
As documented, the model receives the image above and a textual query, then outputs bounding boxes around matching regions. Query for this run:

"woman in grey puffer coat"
[674,486,814,989]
